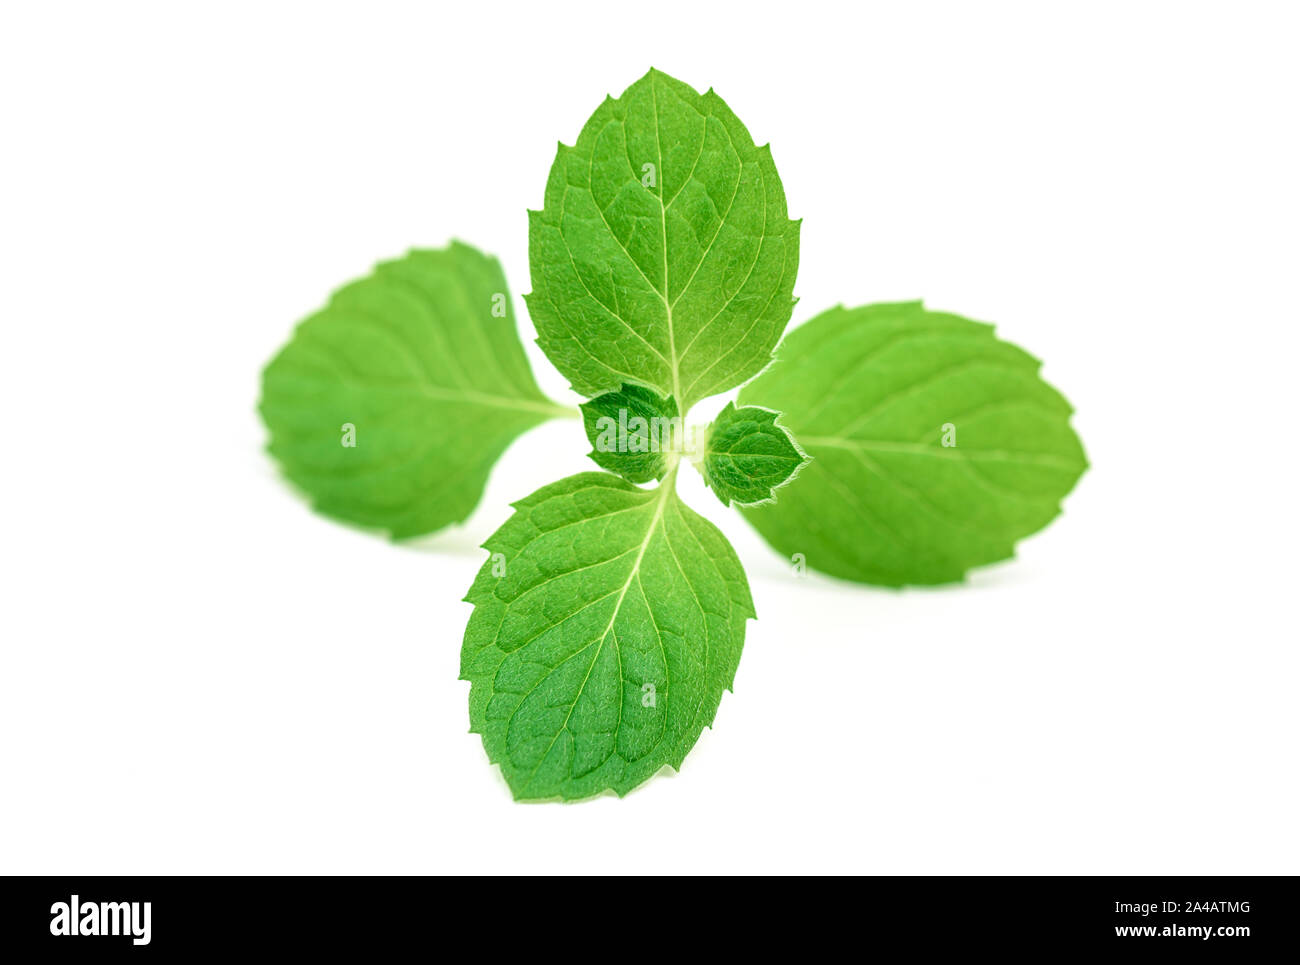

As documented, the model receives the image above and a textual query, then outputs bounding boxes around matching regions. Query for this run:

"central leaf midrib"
[320,373,569,419]
[798,434,1083,469]
[650,74,683,409]
[520,470,678,791]
[307,316,568,419]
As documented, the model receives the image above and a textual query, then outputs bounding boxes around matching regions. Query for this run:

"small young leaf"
[700,403,808,507]
[579,383,679,483]
[739,302,1087,585]
[527,68,800,411]
[260,242,570,538]
[461,471,754,801]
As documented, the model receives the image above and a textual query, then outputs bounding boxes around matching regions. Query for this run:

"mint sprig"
[259,70,1087,801]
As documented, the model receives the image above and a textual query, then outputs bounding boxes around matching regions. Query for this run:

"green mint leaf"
[739,302,1088,585]
[700,402,808,507]
[579,383,680,483]
[460,471,754,801]
[526,68,800,412]
[259,242,570,539]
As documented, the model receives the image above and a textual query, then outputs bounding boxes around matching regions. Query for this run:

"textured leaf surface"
[527,68,800,411]
[580,383,679,483]
[260,243,569,538]
[461,472,753,801]
[701,403,807,507]
[739,302,1087,585]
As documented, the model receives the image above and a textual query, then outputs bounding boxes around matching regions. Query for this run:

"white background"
[2,1,1297,875]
